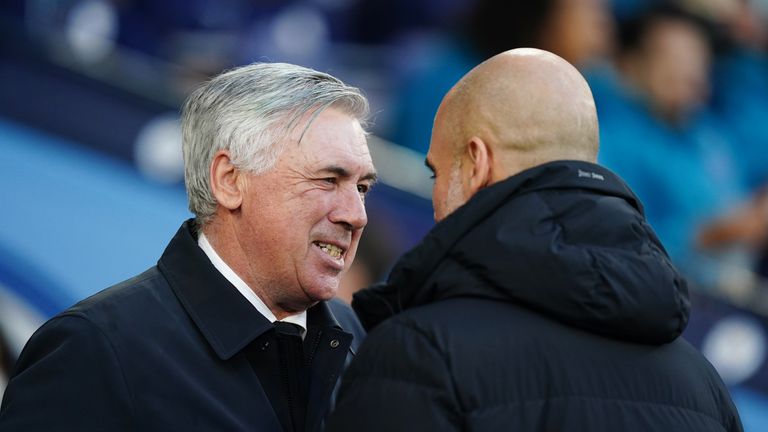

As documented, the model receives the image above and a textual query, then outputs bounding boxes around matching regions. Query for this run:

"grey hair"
[181,62,369,227]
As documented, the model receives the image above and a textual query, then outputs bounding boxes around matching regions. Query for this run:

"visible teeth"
[316,242,343,259]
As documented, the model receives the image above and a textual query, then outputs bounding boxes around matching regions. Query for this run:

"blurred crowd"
[3,0,768,414]
[386,0,768,300]
[3,0,768,310]
[591,1,768,299]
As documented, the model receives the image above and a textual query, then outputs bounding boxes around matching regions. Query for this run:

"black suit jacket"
[0,220,365,431]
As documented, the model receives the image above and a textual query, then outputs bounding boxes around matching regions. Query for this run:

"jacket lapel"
[159,220,358,432]
[157,220,274,360]
[157,221,282,430]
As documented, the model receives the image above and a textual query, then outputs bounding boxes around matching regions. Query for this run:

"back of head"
[180,62,369,227]
[437,48,599,179]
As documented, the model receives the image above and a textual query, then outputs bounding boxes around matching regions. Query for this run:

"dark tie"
[274,321,308,432]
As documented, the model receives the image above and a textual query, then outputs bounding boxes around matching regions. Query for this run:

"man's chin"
[303,282,340,304]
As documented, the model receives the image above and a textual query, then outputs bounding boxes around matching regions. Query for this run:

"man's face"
[236,108,375,310]
[546,0,615,66]
[639,18,711,121]
[427,109,468,222]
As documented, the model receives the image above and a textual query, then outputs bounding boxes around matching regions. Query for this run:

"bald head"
[437,48,598,174]
[427,48,599,220]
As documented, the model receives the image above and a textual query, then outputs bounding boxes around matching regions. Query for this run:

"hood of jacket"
[353,161,690,344]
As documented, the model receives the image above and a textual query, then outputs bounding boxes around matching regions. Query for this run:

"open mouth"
[313,241,345,259]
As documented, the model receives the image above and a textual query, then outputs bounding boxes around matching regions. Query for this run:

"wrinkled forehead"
[289,108,375,176]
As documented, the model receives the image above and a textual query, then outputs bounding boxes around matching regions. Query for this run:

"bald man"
[326,49,741,432]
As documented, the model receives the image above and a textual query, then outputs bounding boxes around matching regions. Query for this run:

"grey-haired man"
[0,63,374,432]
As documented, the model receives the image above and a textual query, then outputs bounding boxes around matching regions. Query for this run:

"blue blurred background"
[2,0,768,429]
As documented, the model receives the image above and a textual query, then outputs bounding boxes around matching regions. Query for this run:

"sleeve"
[0,314,136,431]
[325,319,462,432]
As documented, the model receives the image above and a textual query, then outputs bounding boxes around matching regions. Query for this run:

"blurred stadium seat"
[1,1,767,429]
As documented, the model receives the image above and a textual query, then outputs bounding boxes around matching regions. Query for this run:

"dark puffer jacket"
[327,161,742,432]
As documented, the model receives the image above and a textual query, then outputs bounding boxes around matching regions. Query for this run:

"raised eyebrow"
[361,170,378,184]
[319,166,378,183]
[320,166,351,178]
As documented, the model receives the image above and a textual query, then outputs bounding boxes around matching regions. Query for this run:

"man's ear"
[466,137,493,195]
[210,150,244,211]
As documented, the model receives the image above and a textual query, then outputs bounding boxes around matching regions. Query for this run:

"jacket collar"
[352,161,689,343]
[158,220,342,360]
[353,161,640,322]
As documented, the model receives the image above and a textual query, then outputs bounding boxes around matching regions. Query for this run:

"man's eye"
[357,184,370,194]
[323,177,337,184]
[429,174,436,180]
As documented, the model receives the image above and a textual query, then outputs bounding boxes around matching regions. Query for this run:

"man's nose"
[329,185,368,230]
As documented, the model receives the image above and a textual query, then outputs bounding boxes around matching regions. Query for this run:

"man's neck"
[198,225,308,326]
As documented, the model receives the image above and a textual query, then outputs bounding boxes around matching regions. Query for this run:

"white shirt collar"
[197,233,307,336]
